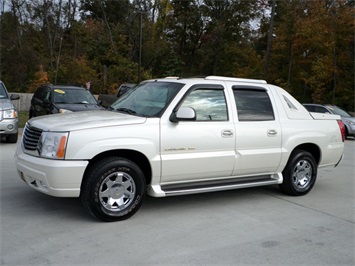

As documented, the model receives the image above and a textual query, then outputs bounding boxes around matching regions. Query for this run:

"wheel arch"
[290,143,321,164]
[344,124,349,137]
[82,149,152,188]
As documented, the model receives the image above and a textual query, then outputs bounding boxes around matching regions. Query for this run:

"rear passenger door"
[231,86,282,176]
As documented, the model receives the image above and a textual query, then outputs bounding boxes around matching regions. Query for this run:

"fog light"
[20,172,26,183]
[7,124,14,130]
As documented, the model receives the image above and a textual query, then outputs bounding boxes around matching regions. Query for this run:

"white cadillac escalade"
[15,76,345,221]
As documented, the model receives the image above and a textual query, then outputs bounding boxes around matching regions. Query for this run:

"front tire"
[6,133,18,143]
[81,157,146,222]
[279,150,317,196]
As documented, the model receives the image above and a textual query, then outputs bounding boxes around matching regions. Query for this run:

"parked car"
[98,83,136,108]
[0,81,20,143]
[29,85,104,118]
[303,104,355,138]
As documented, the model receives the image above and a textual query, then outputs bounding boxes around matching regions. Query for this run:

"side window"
[180,89,228,121]
[316,106,330,114]
[34,87,46,100]
[233,89,274,121]
[0,83,6,98]
[283,95,298,110]
[305,105,315,112]
[45,89,51,101]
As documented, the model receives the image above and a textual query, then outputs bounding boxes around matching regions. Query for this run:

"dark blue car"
[29,85,104,118]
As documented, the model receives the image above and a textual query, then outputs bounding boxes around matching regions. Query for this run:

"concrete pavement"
[1,138,354,265]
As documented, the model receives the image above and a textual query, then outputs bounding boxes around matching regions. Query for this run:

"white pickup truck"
[15,76,345,222]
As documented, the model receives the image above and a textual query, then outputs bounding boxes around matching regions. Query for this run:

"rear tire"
[279,149,317,196]
[81,157,146,222]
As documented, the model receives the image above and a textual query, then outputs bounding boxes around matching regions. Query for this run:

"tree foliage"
[0,0,353,111]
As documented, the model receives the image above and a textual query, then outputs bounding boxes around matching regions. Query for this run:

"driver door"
[160,85,235,184]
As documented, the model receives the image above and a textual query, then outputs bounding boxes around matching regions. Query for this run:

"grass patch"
[18,111,29,128]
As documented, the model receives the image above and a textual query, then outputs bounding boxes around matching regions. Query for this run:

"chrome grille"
[22,124,43,150]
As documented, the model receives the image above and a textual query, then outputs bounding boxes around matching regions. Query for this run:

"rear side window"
[283,95,298,110]
[233,89,274,121]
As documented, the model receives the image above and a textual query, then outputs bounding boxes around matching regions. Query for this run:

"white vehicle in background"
[0,80,20,143]
[15,76,345,221]
[303,103,355,139]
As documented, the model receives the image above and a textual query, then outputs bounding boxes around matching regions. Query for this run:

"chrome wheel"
[292,159,312,190]
[279,150,317,196]
[99,172,136,212]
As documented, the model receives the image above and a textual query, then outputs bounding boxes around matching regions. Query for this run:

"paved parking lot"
[1,137,354,265]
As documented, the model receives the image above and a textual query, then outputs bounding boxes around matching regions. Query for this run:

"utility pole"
[135,1,145,83]
[264,0,276,81]
[54,37,63,84]
[138,10,143,83]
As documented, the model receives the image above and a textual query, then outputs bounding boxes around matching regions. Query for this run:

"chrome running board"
[160,174,282,197]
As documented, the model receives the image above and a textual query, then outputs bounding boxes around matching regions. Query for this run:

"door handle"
[267,129,277,136]
[222,129,234,137]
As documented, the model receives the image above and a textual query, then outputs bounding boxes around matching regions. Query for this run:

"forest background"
[0,0,354,111]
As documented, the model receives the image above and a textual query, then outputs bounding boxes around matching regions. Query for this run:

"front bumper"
[14,144,88,197]
[0,118,18,135]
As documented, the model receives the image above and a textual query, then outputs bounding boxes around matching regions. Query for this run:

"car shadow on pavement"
[8,185,282,223]
[141,185,282,214]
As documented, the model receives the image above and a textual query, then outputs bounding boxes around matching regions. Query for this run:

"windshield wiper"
[115,108,136,115]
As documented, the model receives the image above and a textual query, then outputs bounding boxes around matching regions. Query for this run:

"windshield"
[110,81,184,117]
[327,105,352,117]
[53,88,98,104]
[0,82,9,99]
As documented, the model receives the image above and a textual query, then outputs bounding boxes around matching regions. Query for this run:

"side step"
[160,174,282,196]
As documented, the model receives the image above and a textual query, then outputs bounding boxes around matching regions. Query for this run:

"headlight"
[3,109,18,119]
[38,132,69,159]
[344,120,355,125]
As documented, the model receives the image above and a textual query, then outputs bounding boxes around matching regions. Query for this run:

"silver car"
[303,104,355,139]
[0,81,20,143]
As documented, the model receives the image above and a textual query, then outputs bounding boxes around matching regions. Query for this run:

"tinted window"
[180,89,228,121]
[304,105,316,112]
[34,87,46,100]
[233,89,274,121]
[315,106,330,113]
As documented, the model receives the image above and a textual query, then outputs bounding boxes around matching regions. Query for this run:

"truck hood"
[54,103,104,112]
[0,98,14,110]
[27,110,147,131]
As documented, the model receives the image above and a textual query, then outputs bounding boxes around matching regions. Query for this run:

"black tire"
[81,157,146,222]
[6,133,18,143]
[279,149,317,196]
[344,126,349,139]
[29,107,35,119]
